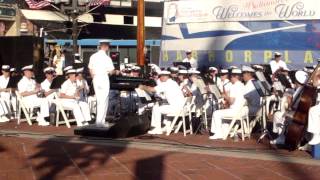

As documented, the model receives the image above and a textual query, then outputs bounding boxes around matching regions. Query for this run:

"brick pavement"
[0,136,320,180]
[1,121,320,179]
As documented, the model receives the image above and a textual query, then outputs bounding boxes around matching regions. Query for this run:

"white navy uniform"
[88,50,115,126]
[270,60,288,74]
[18,76,50,124]
[211,80,246,138]
[60,79,91,126]
[41,79,55,102]
[150,78,185,133]
[0,75,11,117]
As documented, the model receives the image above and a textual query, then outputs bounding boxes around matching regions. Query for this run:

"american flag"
[88,0,110,7]
[24,0,52,9]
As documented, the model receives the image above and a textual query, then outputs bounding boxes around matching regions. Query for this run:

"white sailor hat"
[169,67,179,72]
[21,65,33,71]
[99,39,111,44]
[10,68,16,72]
[1,65,10,71]
[159,70,171,75]
[76,68,84,73]
[186,49,192,54]
[74,60,82,63]
[253,65,264,70]
[242,66,255,73]
[74,53,80,56]
[188,69,200,74]
[178,70,188,74]
[231,68,242,74]
[63,66,73,72]
[43,67,55,73]
[228,65,238,70]
[295,70,308,84]
[132,66,141,71]
[274,52,282,56]
[66,69,77,75]
[220,69,229,74]
[209,67,218,71]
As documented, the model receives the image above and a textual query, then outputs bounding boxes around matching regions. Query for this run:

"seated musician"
[59,69,91,127]
[131,66,141,77]
[40,67,57,123]
[139,70,185,135]
[270,71,309,145]
[210,68,245,140]
[177,70,192,97]
[169,67,179,81]
[242,66,261,116]
[75,68,90,102]
[207,67,221,86]
[218,69,231,94]
[18,65,50,126]
[189,69,206,112]
[0,65,11,122]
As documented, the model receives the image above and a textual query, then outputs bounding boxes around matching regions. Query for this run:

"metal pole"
[71,0,78,54]
[137,0,145,66]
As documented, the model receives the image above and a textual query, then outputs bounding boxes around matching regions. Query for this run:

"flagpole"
[137,0,145,67]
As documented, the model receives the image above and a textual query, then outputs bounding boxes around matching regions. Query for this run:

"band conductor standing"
[88,40,115,127]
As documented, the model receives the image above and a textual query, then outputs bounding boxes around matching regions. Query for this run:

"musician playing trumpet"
[59,69,91,127]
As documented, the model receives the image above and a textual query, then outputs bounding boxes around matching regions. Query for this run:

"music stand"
[7,76,22,89]
[277,74,292,89]
[173,62,191,70]
[252,80,272,143]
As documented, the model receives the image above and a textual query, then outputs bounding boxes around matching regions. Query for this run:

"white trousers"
[22,96,49,119]
[272,111,285,135]
[211,108,238,135]
[93,75,110,126]
[60,99,91,125]
[151,104,182,130]
[308,104,320,134]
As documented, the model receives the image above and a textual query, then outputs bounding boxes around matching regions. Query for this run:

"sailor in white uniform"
[0,65,11,122]
[182,50,198,69]
[76,67,89,102]
[140,70,185,134]
[270,52,288,74]
[242,66,261,116]
[88,40,115,127]
[40,67,56,102]
[210,68,246,140]
[218,69,231,94]
[59,69,91,126]
[18,65,50,126]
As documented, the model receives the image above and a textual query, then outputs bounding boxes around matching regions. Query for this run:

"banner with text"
[165,0,320,24]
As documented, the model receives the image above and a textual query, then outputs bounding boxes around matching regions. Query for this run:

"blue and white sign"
[160,0,320,70]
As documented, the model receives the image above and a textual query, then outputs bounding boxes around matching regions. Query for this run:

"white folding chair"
[165,96,193,136]
[52,93,76,128]
[222,105,250,141]
[15,91,38,125]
